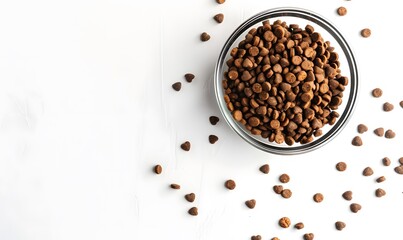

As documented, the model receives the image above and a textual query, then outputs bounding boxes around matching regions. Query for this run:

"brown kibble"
[213,13,224,23]
[273,185,283,194]
[209,116,219,125]
[382,157,391,166]
[271,238,279,240]
[172,82,182,91]
[170,183,180,189]
[350,203,362,213]
[357,124,368,134]
[259,164,270,174]
[376,176,386,183]
[278,217,291,228]
[303,233,314,240]
[385,129,396,139]
[185,193,196,202]
[216,0,225,4]
[336,162,347,171]
[184,73,195,83]
[361,28,371,38]
[335,221,346,231]
[342,191,353,201]
[400,100,403,108]
[279,174,290,183]
[352,136,362,146]
[313,193,324,203]
[154,165,162,174]
[399,157,403,165]
[363,167,374,176]
[281,189,292,199]
[374,127,384,137]
[245,199,256,209]
[383,102,394,112]
[233,110,243,121]
[394,165,403,174]
[251,235,261,240]
[294,222,304,230]
[228,70,238,80]
[188,207,198,216]
[337,6,347,16]
[248,117,261,127]
[181,141,191,151]
[375,188,386,198]
[209,135,219,144]
[372,88,383,98]
[225,179,236,190]
[200,32,210,42]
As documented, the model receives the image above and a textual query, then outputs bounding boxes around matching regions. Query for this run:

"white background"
[1,0,403,239]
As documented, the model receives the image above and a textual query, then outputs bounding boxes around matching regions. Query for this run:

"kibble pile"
[160,1,403,239]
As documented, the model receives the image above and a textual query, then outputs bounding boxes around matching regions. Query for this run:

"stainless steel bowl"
[214,7,358,155]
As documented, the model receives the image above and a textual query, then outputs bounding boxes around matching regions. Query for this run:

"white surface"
[0,0,402,239]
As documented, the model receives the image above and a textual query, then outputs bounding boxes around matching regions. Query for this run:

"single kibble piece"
[184,73,195,83]
[336,162,347,171]
[209,116,220,125]
[225,179,236,190]
[383,102,394,112]
[213,13,224,23]
[303,233,315,240]
[172,82,182,91]
[181,141,191,151]
[259,164,270,174]
[279,217,291,228]
[294,222,304,230]
[361,28,371,38]
[245,199,256,209]
[371,88,383,98]
[376,176,386,183]
[271,238,279,240]
[350,203,362,213]
[385,129,396,139]
[399,157,403,165]
[233,110,243,121]
[154,165,162,174]
[281,189,292,199]
[342,191,353,201]
[251,235,261,240]
[363,167,374,176]
[200,32,210,42]
[394,165,403,174]
[216,0,225,4]
[170,183,180,189]
[337,7,347,16]
[209,135,219,144]
[185,193,196,202]
[382,157,391,166]
[357,124,368,134]
[188,207,198,216]
[374,127,384,137]
[400,100,403,108]
[375,188,386,197]
[313,193,324,203]
[352,136,363,146]
[273,185,283,194]
[279,173,290,183]
[335,221,346,231]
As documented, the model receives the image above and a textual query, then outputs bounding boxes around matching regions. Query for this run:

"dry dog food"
[385,129,395,139]
[201,32,211,42]
[273,185,283,194]
[279,173,290,183]
[209,116,220,125]
[350,203,361,213]
[376,176,386,183]
[394,165,403,174]
[357,124,368,133]
[222,20,348,145]
[361,28,371,38]
[383,102,394,112]
[181,141,191,151]
[259,164,270,174]
[399,157,403,165]
[375,188,386,197]
[245,199,256,209]
[209,135,219,144]
[185,193,196,202]
[335,221,346,231]
[374,127,384,137]
[216,0,225,4]
[363,167,374,176]
[281,189,292,198]
[225,179,236,190]
[184,73,195,83]
[382,157,391,166]
[170,184,181,189]
[400,100,403,108]
[279,217,291,228]
[214,13,224,23]
[172,82,182,91]
[188,207,198,216]
[313,193,324,203]
[371,88,382,97]
[303,233,314,240]
[154,165,162,174]
[251,235,261,240]
[337,7,347,16]
[295,222,304,229]
[336,162,347,171]
[342,191,352,201]
[351,136,362,146]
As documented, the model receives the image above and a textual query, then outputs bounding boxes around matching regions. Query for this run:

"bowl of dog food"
[214,7,358,155]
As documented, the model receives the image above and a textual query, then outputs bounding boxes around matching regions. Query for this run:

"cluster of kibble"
[162,1,403,240]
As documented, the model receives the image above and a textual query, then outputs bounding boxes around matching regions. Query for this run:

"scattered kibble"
[294,222,304,230]
[335,221,346,231]
[251,235,261,240]
[394,165,403,175]
[225,179,236,190]
[185,193,196,202]
[363,167,374,176]
[188,207,198,216]
[374,127,384,137]
[361,28,371,38]
[385,129,396,139]
[273,185,283,194]
[357,124,368,133]
[371,88,383,98]
[375,188,386,197]
[303,233,315,240]
[154,165,162,174]
[200,32,211,42]
[313,193,324,203]
[245,199,256,209]
[342,191,353,201]
[181,141,191,151]
[213,13,224,23]
[337,6,347,16]
[383,102,394,112]
[400,101,403,108]
[281,189,292,199]
[209,116,220,125]
[350,203,362,213]
[336,162,347,171]
[170,183,181,189]
[172,82,182,91]
[352,136,363,146]
[259,164,270,174]
[184,73,195,83]
[279,217,291,228]
[209,135,219,144]
[376,176,386,183]
[382,157,391,166]
[279,174,290,183]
